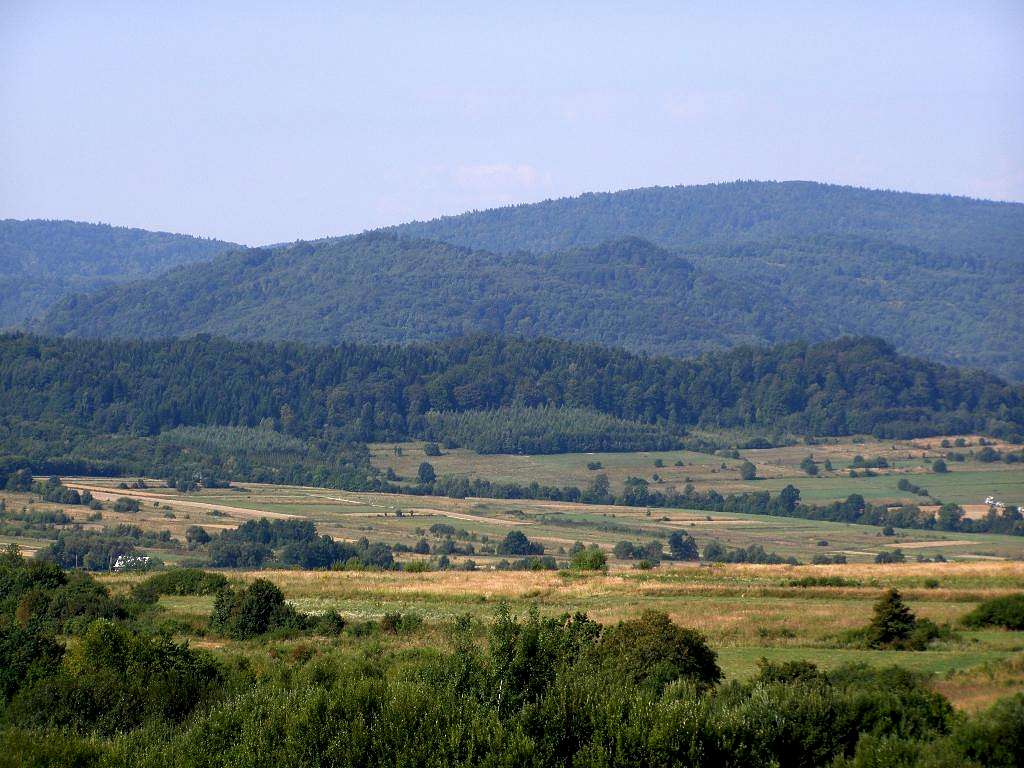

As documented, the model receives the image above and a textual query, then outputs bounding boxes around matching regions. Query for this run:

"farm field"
[7,468,1024,714]
[369,434,1024,509]
[37,476,1024,563]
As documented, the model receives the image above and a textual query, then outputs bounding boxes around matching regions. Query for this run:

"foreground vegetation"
[3,547,1024,767]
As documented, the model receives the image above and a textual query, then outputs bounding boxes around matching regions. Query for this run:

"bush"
[497,530,544,556]
[130,569,229,604]
[961,593,1024,630]
[113,497,141,513]
[6,619,222,735]
[788,576,859,587]
[569,546,607,571]
[739,461,757,480]
[875,549,905,563]
[210,579,308,639]
[593,610,722,693]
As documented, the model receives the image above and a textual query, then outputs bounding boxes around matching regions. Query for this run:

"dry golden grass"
[932,654,1024,712]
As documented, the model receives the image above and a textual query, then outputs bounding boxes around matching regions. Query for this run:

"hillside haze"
[33,181,1024,379]
[0,219,240,325]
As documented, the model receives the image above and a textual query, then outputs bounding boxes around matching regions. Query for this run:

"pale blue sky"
[2,1,1022,245]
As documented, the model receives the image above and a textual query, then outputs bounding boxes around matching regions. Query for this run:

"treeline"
[422,405,684,454]
[2,333,1020,454]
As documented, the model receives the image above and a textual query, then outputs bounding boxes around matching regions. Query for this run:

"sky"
[1,1,1022,245]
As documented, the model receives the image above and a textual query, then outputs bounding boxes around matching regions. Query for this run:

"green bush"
[5,619,222,735]
[961,593,1024,631]
[569,545,607,571]
[593,610,722,693]
[210,579,308,639]
[130,569,229,604]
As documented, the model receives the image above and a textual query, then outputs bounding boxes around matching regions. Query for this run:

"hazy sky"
[2,1,1022,245]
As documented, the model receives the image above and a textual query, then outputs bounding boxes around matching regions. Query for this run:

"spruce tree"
[867,588,917,648]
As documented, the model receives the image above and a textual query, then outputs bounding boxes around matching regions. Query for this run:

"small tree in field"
[417,462,436,484]
[739,461,757,481]
[668,531,699,561]
[866,588,916,647]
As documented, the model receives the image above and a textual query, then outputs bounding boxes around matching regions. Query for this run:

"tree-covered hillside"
[2,333,1020,455]
[386,180,1024,261]
[0,219,239,325]
[36,234,815,355]
[35,182,1024,379]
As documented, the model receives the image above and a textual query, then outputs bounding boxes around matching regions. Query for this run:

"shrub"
[875,549,905,563]
[130,569,228,604]
[961,594,1024,630]
[6,619,222,735]
[210,579,308,639]
[788,576,859,588]
[569,546,607,571]
[113,497,140,513]
[497,530,544,556]
[594,610,721,693]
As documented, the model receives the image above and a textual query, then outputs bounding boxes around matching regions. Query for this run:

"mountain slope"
[36,234,816,354]
[386,180,1024,260]
[385,180,1024,379]
[0,219,240,325]
[32,181,1024,378]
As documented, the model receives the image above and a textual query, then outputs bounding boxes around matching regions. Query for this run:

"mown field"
[30,476,1024,563]
[368,434,1024,511]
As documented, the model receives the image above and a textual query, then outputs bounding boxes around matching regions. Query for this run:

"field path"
[62,481,298,520]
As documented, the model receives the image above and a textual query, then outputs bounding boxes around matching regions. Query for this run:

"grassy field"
[5,471,1024,713]
[98,562,1024,711]
[369,434,1024,510]
[31,477,1024,563]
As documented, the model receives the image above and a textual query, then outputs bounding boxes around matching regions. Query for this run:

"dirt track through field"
[62,481,298,520]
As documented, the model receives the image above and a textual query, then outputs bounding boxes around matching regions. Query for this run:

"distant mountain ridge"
[24,181,1024,379]
[0,219,240,325]
[384,180,1024,259]
[36,234,810,354]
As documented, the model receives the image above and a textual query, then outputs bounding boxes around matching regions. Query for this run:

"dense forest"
[388,181,1024,379]
[36,234,815,356]
[388,180,1024,264]
[1,332,1021,484]
[0,219,238,325]
[28,182,1024,379]
[421,405,684,454]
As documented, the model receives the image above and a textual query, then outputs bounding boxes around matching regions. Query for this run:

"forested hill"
[0,219,239,325]
[386,180,1024,260]
[35,183,1024,379]
[2,333,1020,447]
[386,181,1024,379]
[35,234,815,355]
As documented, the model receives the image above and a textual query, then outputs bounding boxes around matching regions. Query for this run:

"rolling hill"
[30,181,1024,378]
[0,219,240,325]
[36,234,817,355]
